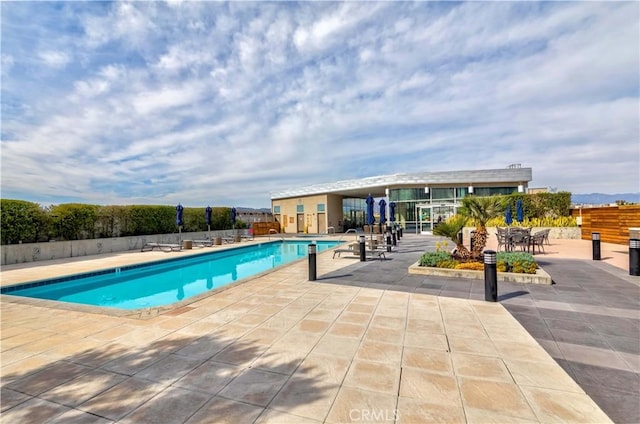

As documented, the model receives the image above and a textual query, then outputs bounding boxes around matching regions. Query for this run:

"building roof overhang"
[271,167,533,200]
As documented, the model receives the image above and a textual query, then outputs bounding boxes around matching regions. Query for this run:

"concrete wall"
[461,227,581,249]
[1,229,250,265]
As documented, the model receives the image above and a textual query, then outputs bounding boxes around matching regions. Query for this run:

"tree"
[433,215,471,259]
[460,196,505,259]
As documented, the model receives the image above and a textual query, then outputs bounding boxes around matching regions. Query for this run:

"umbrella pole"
[208,224,210,240]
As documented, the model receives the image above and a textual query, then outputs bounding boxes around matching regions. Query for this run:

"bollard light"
[359,235,366,262]
[308,242,317,281]
[592,232,601,261]
[392,226,397,246]
[386,230,392,253]
[630,239,640,276]
[484,250,497,302]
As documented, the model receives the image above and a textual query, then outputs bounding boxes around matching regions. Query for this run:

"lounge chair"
[193,239,213,247]
[141,242,182,252]
[332,247,386,260]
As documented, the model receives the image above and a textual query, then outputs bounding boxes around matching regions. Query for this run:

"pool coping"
[0,239,348,319]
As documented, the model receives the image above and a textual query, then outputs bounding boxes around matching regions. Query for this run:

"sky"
[1,1,639,208]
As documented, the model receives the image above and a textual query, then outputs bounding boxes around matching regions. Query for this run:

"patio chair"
[541,228,551,245]
[510,231,531,252]
[530,231,546,254]
[496,228,509,251]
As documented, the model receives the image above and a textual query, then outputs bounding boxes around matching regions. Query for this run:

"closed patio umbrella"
[379,199,387,226]
[389,202,396,223]
[231,207,237,229]
[505,204,513,226]
[205,206,212,238]
[516,199,524,223]
[176,204,184,242]
[366,194,375,239]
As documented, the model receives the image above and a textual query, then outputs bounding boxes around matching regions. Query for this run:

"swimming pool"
[1,240,340,310]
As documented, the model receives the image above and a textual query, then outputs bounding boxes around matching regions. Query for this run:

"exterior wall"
[571,205,640,244]
[0,229,251,265]
[272,194,331,234]
[326,194,343,232]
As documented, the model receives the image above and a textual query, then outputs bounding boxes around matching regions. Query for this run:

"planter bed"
[408,261,552,285]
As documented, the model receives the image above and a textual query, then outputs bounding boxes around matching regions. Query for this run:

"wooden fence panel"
[252,222,281,236]
[571,205,640,244]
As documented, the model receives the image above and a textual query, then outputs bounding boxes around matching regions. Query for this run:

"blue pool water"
[1,241,339,310]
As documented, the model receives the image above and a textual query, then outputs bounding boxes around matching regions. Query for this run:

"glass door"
[419,204,457,234]
[432,205,456,230]
[419,206,432,234]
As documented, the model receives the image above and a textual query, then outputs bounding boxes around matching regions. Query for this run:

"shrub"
[419,251,451,267]
[455,262,484,271]
[436,259,459,269]
[497,260,508,272]
[487,216,577,228]
[1,199,48,244]
[435,240,451,252]
[496,251,537,274]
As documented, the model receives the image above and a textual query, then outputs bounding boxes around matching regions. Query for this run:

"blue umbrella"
[389,202,396,222]
[176,204,184,226]
[231,207,237,227]
[365,195,375,226]
[505,205,513,226]
[516,199,524,223]
[205,206,212,226]
[379,199,387,225]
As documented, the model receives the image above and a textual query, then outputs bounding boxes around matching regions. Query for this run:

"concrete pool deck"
[1,234,632,423]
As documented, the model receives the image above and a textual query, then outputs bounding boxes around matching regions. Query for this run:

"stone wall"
[1,229,250,265]
[461,226,581,249]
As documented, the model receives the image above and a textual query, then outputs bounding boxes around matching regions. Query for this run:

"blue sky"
[1,1,638,208]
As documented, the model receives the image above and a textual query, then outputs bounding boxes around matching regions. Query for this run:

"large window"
[431,188,454,200]
[389,188,429,201]
[456,188,468,200]
[473,187,518,196]
[342,198,366,230]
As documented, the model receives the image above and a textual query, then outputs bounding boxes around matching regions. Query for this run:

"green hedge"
[503,192,572,220]
[0,200,48,244]
[1,199,245,245]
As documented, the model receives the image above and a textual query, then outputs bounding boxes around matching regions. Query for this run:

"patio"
[0,234,625,423]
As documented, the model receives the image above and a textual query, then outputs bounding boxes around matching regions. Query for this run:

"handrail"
[339,228,358,241]
[327,226,335,234]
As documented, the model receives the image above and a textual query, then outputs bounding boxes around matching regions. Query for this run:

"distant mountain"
[571,193,640,205]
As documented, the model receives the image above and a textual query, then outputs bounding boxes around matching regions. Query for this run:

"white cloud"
[38,50,71,68]
[1,1,638,207]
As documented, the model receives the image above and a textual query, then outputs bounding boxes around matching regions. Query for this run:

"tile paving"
[1,233,635,423]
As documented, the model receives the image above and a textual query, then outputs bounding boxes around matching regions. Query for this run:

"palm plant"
[459,196,505,258]
[433,214,471,259]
